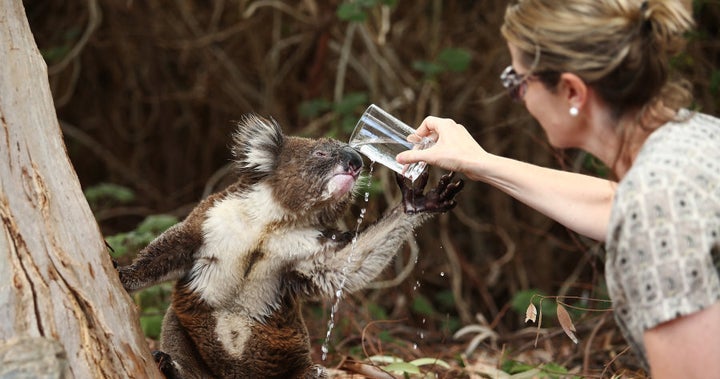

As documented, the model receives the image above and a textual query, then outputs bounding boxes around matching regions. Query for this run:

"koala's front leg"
[301,172,463,296]
[117,223,200,293]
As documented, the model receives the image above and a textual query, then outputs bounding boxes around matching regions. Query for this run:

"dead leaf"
[556,303,578,344]
[525,303,537,323]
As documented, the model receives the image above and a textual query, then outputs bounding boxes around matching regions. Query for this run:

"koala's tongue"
[329,174,356,198]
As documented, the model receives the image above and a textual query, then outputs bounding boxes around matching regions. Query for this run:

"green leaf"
[541,362,570,378]
[710,70,720,97]
[367,303,389,319]
[84,183,135,205]
[337,3,367,22]
[136,214,178,235]
[105,234,129,257]
[332,92,369,116]
[501,359,535,374]
[409,358,451,368]
[434,289,456,309]
[437,48,471,72]
[511,289,556,318]
[377,330,394,342]
[385,362,421,374]
[299,99,332,118]
[411,294,436,316]
[412,60,444,77]
[139,313,164,339]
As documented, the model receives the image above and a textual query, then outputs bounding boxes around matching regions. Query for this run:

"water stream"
[321,162,375,361]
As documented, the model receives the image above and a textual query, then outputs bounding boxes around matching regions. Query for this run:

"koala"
[117,114,463,379]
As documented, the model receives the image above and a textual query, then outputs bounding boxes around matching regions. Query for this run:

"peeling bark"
[0,0,161,377]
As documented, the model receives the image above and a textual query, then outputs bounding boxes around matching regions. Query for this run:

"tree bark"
[0,1,161,377]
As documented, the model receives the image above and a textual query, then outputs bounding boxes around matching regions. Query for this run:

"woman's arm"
[396,116,615,241]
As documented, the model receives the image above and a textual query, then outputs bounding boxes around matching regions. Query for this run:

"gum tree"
[0,0,160,377]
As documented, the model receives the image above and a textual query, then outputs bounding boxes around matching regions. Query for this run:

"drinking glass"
[349,104,433,181]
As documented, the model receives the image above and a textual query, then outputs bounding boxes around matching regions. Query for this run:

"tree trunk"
[0,1,161,377]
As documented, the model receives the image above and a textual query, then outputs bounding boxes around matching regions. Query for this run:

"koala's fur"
[118,115,462,378]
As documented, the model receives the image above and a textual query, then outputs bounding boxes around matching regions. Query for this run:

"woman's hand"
[396,116,488,180]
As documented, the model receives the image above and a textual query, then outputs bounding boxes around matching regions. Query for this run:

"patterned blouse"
[605,110,720,368]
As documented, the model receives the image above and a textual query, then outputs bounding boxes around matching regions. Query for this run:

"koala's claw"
[152,350,180,379]
[397,171,464,214]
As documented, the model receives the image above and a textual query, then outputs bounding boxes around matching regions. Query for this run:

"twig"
[242,0,312,24]
[48,0,101,75]
[53,57,81,108]
[334,22,357,103]
[60,121,164,204]
[440,213,473,324]
[583,313,608,376]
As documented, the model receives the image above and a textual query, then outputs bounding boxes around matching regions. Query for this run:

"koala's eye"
[313,150,329,158]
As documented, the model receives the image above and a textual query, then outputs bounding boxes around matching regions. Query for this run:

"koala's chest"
[188,195,326,312]
[200,194,324,259]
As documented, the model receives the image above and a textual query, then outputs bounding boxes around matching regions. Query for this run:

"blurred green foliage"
[413,48,472,79]
[501,359,580,379]
[337,0,398,22]
[105,214,178,258]
[84,183,135,210]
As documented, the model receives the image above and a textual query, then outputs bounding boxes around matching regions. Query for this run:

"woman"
[396,1,720,377]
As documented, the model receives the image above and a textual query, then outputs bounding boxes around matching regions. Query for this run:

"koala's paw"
[152,350,180,379]
[397,171,464,214]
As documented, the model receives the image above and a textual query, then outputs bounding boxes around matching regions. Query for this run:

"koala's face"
[270,137,363,212]
[231,115,364,221]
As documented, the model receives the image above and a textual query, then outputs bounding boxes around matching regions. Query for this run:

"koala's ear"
[231,114,284,179]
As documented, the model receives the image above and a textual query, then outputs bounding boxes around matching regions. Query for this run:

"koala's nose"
[341,146,363,172]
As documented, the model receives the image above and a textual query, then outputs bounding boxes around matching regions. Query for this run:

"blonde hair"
[501,0,694,122]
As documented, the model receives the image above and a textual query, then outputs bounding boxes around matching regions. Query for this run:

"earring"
[569,106,579,117]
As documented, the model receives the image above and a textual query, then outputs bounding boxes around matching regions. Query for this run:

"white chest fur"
[189,184,283,306]
[187,183,326,317]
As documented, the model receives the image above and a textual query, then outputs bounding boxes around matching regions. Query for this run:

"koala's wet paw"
[152,350,180,379]
[397,171,464,214]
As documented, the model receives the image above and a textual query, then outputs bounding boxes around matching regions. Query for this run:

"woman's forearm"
[473,154,615,241]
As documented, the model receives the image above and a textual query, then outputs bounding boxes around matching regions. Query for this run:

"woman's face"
[507,44,587,149]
